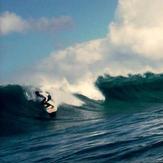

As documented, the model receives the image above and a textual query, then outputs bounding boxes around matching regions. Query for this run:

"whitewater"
[1,72,163,162]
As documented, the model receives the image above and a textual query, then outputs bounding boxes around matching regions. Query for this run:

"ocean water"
[1,72,163,163]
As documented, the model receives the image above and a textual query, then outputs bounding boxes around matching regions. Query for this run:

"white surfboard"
[45,100,57,114]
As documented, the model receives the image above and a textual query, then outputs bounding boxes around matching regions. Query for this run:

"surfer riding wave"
[35,91,54,109]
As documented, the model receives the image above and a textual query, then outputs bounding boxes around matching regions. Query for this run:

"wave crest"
[96,72,163,103]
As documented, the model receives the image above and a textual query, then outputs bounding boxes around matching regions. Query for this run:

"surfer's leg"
[41,97,46,105]
[45,102,54,108]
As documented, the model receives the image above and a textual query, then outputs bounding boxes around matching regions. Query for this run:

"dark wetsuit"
[35,91,54,108]
[43,95,52,107]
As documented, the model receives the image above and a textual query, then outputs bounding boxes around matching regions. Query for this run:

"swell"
[96,72,163,103]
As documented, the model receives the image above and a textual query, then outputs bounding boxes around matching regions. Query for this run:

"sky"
[1,0,163,105]
[0,0,117,78]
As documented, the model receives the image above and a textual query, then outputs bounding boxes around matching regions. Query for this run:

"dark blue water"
[1,72,163,162]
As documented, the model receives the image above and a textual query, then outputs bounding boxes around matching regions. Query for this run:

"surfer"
[35,91,54,108]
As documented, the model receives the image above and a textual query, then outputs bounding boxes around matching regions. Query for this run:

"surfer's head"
[35,91,40,96]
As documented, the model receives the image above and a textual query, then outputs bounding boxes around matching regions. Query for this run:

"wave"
[0,85,53,136]
[1,72,163,136]
[96,72,163,103]
[0,84,101,136]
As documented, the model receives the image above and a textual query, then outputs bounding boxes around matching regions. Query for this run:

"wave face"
[96,72,163,103]
[0,85,52,136]
[0,84,104,136]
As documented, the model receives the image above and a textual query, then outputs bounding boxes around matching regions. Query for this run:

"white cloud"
[8,0,163,105]
[110,0,163,60]
[0,11,28,35]
[0,11,73,35]
[31,16,73,32]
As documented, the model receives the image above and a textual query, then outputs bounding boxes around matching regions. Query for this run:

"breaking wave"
[1,72,163,136]
[96,72,163,103]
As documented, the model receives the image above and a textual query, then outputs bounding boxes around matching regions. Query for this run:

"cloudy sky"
[0,0,116,78]
[1,0,163,103]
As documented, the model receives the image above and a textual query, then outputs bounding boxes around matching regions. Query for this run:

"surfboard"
[45,100,57,114]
